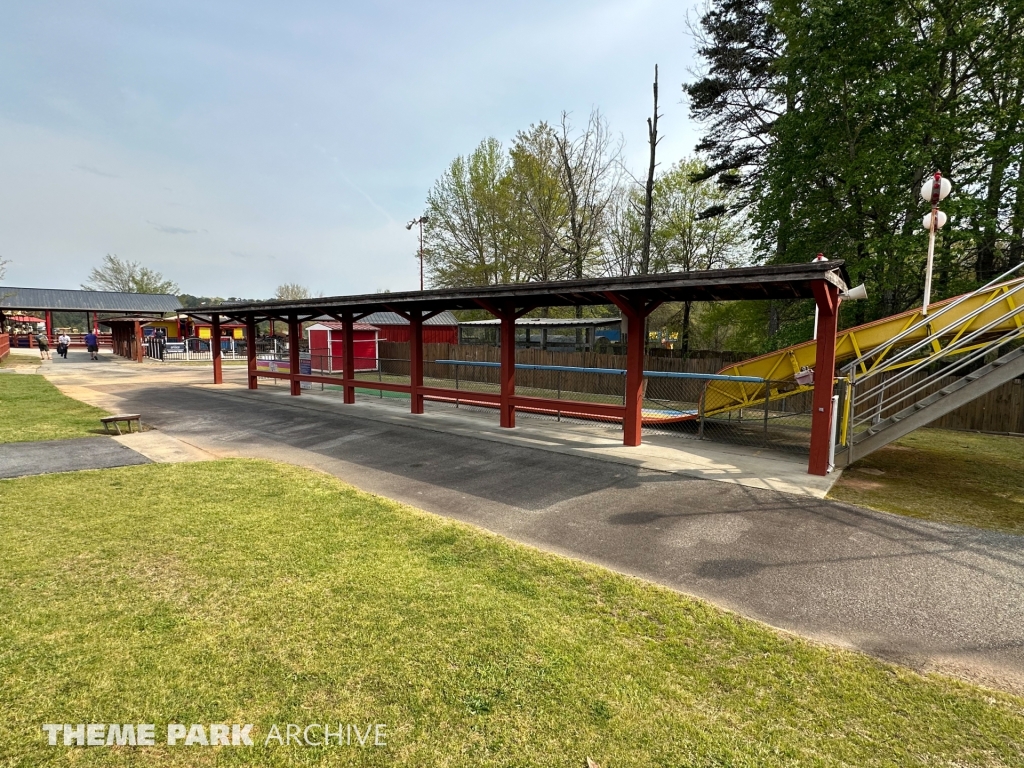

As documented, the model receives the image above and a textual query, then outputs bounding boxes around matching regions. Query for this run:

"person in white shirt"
[57,332,71,359]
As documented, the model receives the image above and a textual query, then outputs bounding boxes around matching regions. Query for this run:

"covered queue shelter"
[186,262,849,476]
[0,286,182,351]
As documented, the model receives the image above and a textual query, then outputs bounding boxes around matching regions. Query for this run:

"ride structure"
[701,264,1024,467]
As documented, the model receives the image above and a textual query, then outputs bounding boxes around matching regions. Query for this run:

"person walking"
[57,331,71,359]
[36,331,52,360]
[84,329,99,361]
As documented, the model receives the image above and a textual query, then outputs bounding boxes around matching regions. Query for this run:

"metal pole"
[419,219,425,291]
[557,369,562,422]
[763,382,770,447]
[697,382,706,440]
[923,202,938,316]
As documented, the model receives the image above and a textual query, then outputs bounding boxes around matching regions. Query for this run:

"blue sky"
[0,1,702,298]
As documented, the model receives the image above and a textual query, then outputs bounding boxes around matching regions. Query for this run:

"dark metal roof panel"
[187,262,850,320]
[0,286,181,313]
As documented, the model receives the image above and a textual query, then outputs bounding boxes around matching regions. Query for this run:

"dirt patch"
[839,477,886,491]
[128,554,192,606]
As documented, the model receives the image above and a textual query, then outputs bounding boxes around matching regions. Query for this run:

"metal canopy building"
[185,262,850,476]
[0,286,182,313]
[0,286,182,339]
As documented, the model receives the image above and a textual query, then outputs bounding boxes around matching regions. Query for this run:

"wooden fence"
[380,342,787,403]
[379,341,1024,433]
[0,333,9,360]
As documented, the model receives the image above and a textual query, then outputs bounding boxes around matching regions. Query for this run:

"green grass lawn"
[0,374,109,443]
[830,428,1024,535]
[2,460,1022,767]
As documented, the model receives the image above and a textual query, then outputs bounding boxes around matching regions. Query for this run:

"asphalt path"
[0,436,150,479]
[69,376,1024,693]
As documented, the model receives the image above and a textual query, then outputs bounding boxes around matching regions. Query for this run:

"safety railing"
[249,354,817,453]
[841,263,1024,442]
[145,337,248,361]
[432,360,815,453]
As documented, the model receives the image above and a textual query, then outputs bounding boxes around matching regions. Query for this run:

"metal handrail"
[850,326,1024,432]
[850,295,1024,410]
[434,359,766,383]
[840,262,1024,377]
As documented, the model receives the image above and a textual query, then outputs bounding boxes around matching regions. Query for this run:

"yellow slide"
[702,276,1024,416]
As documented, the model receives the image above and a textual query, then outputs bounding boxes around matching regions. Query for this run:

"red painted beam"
[211,315,223,384]
[808,281,840,475]
[245,316,257,390]
[511,395,626,418]
[288,316,301,396]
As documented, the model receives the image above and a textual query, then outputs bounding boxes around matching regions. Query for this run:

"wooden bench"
[101,414,142,435]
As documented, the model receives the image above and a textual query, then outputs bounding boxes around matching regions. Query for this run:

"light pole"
[406,215,428,291]
[920,171,952,315]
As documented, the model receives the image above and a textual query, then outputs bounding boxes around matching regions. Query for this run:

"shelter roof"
[97,316,157,326]
[0,286,181,313]
[460,317,621,327]
[185,314,245,326]
[185,262,849,321]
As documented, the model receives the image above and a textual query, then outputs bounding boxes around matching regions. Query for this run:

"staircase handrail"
[840,262,1024,378]
[849,295,1024,409]
[850,325,1024,432]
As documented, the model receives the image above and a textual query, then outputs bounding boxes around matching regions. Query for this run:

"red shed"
[307,322,379,372]
[355,310,459,344]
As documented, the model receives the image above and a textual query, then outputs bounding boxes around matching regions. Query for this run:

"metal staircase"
[834,263,1024,467]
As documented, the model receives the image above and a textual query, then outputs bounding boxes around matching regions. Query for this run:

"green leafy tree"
[423,138,525,287]
[686,0,1024,348]
[82,254,179,294]
[649,159,747,351]
[274,283,323,300]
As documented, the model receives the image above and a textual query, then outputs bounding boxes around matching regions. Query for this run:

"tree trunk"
[641,65,660,276]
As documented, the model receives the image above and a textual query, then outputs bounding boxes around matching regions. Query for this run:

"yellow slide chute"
[702,277,1024,416]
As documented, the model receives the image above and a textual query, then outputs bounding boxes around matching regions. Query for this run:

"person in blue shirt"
[84,330,99,360]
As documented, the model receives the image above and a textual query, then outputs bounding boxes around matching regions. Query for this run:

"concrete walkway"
[40,362,1024,694]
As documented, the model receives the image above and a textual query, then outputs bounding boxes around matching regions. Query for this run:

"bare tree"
[520,110,620,286]
[640,65,662,276]
[603,185,644,277]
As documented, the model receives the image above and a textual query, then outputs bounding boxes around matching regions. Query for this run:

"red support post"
[622,303,645,447]
[45,310,53,343]
[409,310,424,413]
[211,315,223,384]
[342,311,356,404]
[131,321,140,362]
[288,316,301,396]
[92,312,99,333]
[605,292,659,448]
[808,281,841,475]
[499,308,516,428]
[245,315,257,390]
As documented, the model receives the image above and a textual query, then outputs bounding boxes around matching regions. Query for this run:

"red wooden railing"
[0,333,9,359]
[8,333,113,349]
